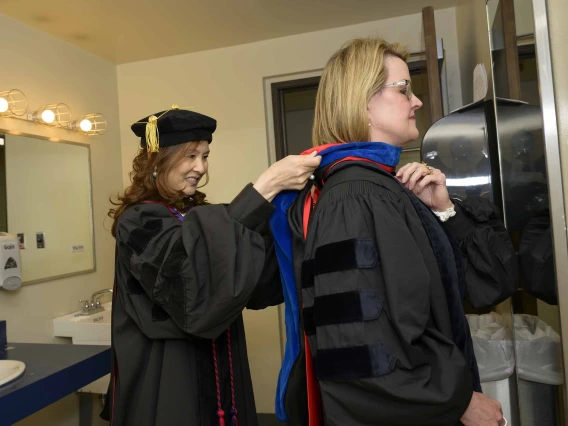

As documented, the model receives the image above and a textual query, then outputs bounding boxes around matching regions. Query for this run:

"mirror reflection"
[489,1,565,424]
[422,0,565,424]
[0,133,95,284]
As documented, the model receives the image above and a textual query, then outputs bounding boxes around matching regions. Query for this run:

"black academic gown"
[108,184,283,426]
[285,164,517,426]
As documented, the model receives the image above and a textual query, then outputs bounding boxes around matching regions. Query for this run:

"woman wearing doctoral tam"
[104,105,320,426]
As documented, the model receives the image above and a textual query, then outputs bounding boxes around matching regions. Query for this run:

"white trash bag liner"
[514,314,564,385]
[467,312,515,382]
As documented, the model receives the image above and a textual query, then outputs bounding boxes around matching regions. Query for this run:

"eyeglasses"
[382,79,413,100]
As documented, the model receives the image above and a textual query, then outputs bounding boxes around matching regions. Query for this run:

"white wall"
[117,7,462,413]
[0,12,123,426]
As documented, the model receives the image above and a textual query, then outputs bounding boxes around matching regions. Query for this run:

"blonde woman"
[272,38,515,426]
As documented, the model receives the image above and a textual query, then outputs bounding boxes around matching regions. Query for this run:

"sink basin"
[0,360,25,387]
[53,302,112,394]
[53,302,112,344]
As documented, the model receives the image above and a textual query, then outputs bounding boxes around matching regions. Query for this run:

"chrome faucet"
[78,288,113,316]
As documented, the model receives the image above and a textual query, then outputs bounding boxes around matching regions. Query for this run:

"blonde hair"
[312,37,409,146]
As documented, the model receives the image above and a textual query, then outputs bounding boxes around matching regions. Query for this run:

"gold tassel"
[146,115,159,153]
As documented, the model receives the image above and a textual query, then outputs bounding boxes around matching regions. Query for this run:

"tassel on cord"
[212,338,225,426]
[217,409,225,426]
[145,115,159,153]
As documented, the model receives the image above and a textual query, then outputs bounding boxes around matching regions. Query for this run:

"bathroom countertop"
[0,343,110,425]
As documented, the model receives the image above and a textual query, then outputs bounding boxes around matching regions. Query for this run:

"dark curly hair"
[108,141,208,237]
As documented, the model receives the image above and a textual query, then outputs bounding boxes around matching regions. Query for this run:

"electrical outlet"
[36,232,45,249]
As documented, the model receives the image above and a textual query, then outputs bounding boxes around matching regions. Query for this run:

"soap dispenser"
[0,233,22,291]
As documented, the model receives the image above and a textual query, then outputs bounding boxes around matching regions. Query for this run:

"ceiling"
[0,0,456,64]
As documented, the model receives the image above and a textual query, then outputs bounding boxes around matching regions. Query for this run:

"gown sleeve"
[116,183,280,339]
[246,219,284,310]
[306,182,473,426]
[443,197,519,308]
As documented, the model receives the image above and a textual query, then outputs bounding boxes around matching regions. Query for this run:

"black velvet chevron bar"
[303,290,383,335]
[316,342,394,380]
[301,238,379,289]
[314,238,379,275]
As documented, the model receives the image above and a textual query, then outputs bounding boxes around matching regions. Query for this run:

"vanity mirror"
[0,130,95,285]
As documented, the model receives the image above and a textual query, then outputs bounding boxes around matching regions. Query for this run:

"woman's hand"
[396,162,454,212]
[254,152,321,202]
[461,392,506,426]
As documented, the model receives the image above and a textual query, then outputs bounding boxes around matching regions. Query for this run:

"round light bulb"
[0,98,9,113]
[41,109,55,123]
[79,119,93,132]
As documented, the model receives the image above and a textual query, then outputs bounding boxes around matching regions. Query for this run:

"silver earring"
[368,122,371,127]
[152,166,157,178]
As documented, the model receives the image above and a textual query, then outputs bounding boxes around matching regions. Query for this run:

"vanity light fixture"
[0,90,28,117]
[32,103,72,127]
[69,113,107,136]
[0,91,107,136]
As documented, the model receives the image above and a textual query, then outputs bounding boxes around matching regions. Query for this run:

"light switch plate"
[36,232,45,249]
